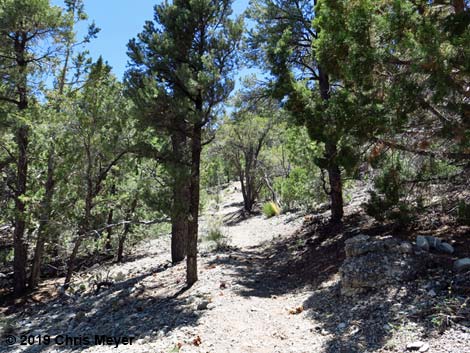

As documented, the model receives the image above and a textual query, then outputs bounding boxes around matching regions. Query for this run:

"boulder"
[417,235,454,255]
[436,242,454,254]
[340,235,427,296]
[425,236,442,250]
[454,258,470,272]
[416,236,429,251]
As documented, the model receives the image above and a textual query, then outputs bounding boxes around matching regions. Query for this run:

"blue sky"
[51,0,254,83]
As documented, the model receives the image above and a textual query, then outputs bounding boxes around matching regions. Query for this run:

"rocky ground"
[1,183,469,353]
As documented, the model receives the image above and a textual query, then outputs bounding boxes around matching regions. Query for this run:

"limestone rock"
[407,341,430,352]
[400,242,413,254]
[454,258,470,272]
[416,236,429,251]
[425,236,442,250]
[436,242,454,254]
[416,236,454,255]
[196,300,210,310]
[341,235,428,296]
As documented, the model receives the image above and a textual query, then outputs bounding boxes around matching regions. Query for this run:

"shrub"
[365,159,417,226]
[204,217,229,250]
[263,201,281,218]
[273,167,327,211]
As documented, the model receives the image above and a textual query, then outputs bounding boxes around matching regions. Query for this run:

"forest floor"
[1,183,470,353]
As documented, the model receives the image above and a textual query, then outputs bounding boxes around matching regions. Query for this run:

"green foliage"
[262,201,281,218]
[366,154,420,226]
[204,216,229,250]
[273,126,326,210]
[274,168,316,211]
[366,140,466,226]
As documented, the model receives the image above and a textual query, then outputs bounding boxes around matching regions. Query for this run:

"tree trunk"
[170,132,189,263]
[453,0,465,13]
[171,192,188,263]
[117,235,126,263]
[29,148,55,289]
[64,158,93,289]
[104,208,114,251]
[325,143,344,223]
[117,198,137,263]
[12,33,29,296]
[186,124,202,286]
[13,125,28,295]
[104,183,116,251]
[63,235,83,289]
[318,66,344,223]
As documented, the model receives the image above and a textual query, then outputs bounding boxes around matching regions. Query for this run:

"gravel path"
[2,183,469,353]
[2,183,326,353]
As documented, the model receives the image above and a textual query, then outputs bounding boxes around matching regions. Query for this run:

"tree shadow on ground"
[302,265,470,353]
[2,262,202,353]
[208,212,363,297]
[222,208,260,226]
[207,210,469,352]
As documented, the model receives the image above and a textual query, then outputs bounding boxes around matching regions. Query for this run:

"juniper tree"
[314,0,470,216]
[0,0,69,295]
[127,0,242,284]
[247,0,346,222]
[29,0,99,291]
[248,0,388,223]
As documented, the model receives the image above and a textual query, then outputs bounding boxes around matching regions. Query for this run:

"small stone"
[454,258,470,272]
[337,322,347,330]
[425,236,442,250]
[427,289,436,297]
[400,242,413,254]
[416,236,429,251]
[406,341,426,351]
[436,242,454,254]
[419,343,430,352]
[350,326,360,335]
[196,300,210,310]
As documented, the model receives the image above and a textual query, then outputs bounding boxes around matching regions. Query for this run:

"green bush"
[262,201,281,218]
[365,159,417,226]
[273,167,327,211]
[204,217,229,250]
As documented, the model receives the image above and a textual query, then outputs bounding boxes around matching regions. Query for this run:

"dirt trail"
[3,183,326,353]
[3,183,469,353]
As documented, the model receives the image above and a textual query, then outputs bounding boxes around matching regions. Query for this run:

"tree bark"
[117,198,138,263]
[104,208,114,251]
[64,148,93,289]
[12,32,29,296]
[170,132,189,263]
[29,148,55,289]
[63,234,83,289]
[13,125,28,295]
[104,183,116,251]
[325,143,344,223]
[186,124,202,286]
[318,66,344,223]
[453,0,465,13]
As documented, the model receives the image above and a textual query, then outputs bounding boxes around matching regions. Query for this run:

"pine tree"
[127,0,242,285]
[248,0,347,222]
[315,0,469,170]
[0,0,69,295]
